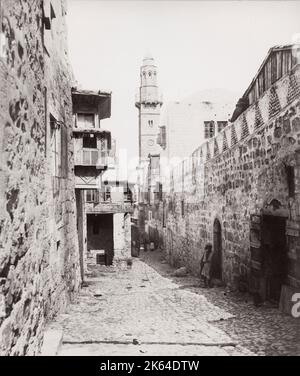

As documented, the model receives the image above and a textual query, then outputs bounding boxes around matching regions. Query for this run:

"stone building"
[72,88,114,276]
[135,54,163,244]
[135,54,163,203]
[83,171,134,268]
[0,0,81,355]
[136,62,236,250]
[151,44,300,312]
[135,53,163,162]
[157,89,236,163]
[72,92,134,272]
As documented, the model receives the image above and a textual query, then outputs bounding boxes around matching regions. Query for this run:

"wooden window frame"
[77,113,95,128]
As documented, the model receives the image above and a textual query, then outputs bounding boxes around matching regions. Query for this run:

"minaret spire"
[135,54,163,162]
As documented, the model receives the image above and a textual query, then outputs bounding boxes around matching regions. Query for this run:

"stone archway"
[212,218,222,280]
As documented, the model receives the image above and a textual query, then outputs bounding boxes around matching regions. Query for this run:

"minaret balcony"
[134,92,163,107]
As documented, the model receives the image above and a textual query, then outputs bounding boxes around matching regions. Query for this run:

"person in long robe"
[200,243,213,287]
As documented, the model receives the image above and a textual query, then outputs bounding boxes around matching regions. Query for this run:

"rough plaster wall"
[124,214,132,258]
[0,0,80,355]
[152,67,300,289]
[161,95,235,161]
[113,213,131,260]
[113,213,125,260]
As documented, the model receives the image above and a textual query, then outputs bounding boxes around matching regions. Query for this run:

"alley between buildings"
[48,250,300,356]
[1,0,300,357]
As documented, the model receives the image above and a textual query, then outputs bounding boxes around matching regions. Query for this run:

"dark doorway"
[131,224,140,257]
[262,215,287,303]
[83,135,97,148]
[87,214,114,265]
[212,218,222,280]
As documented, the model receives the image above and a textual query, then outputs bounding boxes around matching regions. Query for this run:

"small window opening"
[204,121,215,139]
[286,165,295,198]
[83,135,97,148]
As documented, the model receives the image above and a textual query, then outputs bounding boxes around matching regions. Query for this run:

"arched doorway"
[212,219,222,280]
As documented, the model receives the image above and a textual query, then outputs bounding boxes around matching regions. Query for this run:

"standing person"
[200,243,213,287]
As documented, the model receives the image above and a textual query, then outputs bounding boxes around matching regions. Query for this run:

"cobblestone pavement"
[50,250,300,356]
[141,250,300,356]
[51,256,253,356]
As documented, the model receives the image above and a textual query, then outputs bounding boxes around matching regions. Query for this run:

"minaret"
[135,53,163,162]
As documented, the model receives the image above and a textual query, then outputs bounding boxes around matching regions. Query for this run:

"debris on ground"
[173,267,188,277]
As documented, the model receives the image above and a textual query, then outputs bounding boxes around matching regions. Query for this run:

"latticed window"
[100,137,107,151]
[204,121,215,139]
[77,113,95,128]
[86,189,99,203]
[82,149,98,165]
[217,121,228,133]
[104,186,111,201]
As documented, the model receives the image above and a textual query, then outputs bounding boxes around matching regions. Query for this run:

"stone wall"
[113,213,131,261]
[150,64,300,291]
[159,91,235,161]
[75,189,86,279]
[0,0,81,355]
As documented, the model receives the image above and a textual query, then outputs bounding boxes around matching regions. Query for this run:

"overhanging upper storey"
[243,45,299,105]
[72,88,112,127]
[231,44,300,122]
[71,89,112,184]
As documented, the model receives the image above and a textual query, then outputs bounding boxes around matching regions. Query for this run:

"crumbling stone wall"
[152,65,300,291]
[0,0,81,355]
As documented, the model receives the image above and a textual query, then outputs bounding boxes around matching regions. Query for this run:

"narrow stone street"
[47,250,299,356]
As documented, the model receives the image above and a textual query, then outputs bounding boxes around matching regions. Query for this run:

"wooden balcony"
[84,190,133,213]
[74,148,108,169]
[85,200,134,214]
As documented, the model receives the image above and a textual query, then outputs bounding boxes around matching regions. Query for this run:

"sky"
[66,0,300,179]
